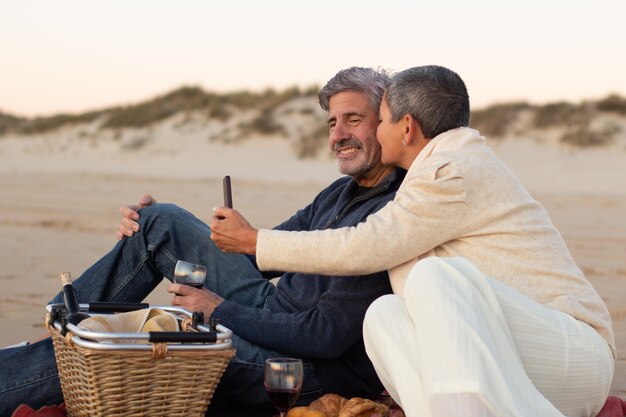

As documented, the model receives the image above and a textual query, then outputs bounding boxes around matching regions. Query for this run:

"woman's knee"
[363,295,421,376]
[404,258,451,297]
[404,257,479,308]
[364,295,407,337]
[365,295,403,321]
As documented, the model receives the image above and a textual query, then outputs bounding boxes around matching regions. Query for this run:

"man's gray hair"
[385,65,470,139]
[319,67,391,113]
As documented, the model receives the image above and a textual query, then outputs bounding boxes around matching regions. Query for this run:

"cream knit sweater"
[257,127,615,356]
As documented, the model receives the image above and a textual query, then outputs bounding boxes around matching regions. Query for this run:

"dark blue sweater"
[212,168,406,398]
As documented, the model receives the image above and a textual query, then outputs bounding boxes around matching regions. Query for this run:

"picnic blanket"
[11,396,626,417]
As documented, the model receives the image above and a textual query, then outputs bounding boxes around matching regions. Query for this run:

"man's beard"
[334,139,380,177]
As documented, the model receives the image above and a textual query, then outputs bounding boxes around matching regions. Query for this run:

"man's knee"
[138,203,186,222]
[136,203,199,232]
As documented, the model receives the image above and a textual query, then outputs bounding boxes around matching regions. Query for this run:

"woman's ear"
[403,114,424,145]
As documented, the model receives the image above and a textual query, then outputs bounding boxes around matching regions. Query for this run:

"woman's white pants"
[363,257,614,417]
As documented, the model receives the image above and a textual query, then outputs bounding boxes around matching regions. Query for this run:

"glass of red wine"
[173,260,206,289]
[264,358,303,417]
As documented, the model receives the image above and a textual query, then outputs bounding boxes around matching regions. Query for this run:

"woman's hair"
[385,65,470,139]
[318,67,391,114]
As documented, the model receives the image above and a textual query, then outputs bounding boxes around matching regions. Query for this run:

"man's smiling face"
[327,91,383,181]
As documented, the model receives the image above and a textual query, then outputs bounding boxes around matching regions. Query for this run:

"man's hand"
[116,194,156,240]
[168,284,224,317]
[210,207,258,255]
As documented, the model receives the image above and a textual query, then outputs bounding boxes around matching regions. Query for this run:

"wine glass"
[264,358,303,417]
[173,260,206,289]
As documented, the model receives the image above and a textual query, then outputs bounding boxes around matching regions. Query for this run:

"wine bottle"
[61,272,90,326]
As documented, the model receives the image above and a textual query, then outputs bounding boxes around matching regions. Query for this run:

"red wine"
[174,282,204,295]
[265,388,299,411]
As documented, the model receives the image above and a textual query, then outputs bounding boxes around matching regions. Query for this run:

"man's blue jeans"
[0,204,322,415]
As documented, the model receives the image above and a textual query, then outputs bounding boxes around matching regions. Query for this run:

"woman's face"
[376,98,405,167]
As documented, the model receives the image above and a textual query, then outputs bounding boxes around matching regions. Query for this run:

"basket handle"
[87,302,150,313]
[148,331,217,343]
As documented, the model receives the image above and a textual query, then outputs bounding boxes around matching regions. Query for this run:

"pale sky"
[1,0,625,117]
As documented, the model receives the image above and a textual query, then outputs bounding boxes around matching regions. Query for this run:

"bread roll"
[302,410,327,417]
[287,406,312,417]
[338,397,389,417]
[309,394,347,417]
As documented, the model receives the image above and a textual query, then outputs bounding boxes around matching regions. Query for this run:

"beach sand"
[0,137,624,398]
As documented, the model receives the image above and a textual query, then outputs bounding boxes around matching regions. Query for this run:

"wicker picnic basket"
[46,303,235,417]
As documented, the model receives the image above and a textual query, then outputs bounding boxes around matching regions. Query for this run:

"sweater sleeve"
[211,271,390,358]
[256,161,468,275]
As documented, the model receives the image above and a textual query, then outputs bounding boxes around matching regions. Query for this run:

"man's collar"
[351,166,406,191]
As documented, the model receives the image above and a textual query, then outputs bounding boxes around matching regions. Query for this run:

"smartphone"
[223,175,233,208]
